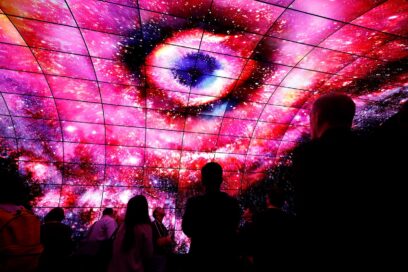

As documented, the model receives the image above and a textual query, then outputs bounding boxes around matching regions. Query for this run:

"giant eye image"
[0,0,407,251]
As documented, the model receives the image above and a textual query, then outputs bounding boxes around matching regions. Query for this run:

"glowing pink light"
[0,0,406,250]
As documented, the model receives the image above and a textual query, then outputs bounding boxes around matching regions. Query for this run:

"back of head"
[311,93,356,139]
[122,195,150,252]
[201,162,223,192]
[102,207,114,216]
[152,207,165,220]
[44,207,65,223]
[125,195,150,226]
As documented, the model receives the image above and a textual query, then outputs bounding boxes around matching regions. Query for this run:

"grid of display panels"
[0,0,407,251]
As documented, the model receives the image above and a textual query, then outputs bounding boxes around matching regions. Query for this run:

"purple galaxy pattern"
[0,0,407,251]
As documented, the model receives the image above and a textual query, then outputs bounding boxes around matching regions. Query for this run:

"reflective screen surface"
[0,0,407,251]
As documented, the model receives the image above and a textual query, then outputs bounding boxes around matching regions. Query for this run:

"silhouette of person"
[366,101,407,266]
[238,206,256,272]
[80,207,118,271]
[0,156,43,272]
[253,187,295,272]
[292,93,369,268]
[87,208,117,242]
[371,101,407,191]
[108,195,153,272]
[182,162,241,272]
[151,207,173,272]
[39,207,73,272]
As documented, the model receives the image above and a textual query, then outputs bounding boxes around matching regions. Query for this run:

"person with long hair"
[108,195,153,272]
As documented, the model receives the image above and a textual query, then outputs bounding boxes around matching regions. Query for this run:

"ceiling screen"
[0,0,407,251]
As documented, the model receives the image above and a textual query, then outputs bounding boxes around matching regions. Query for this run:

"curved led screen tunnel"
[0,0,407,252]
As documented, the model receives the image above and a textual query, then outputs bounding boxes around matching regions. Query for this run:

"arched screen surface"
[0,0,407,251]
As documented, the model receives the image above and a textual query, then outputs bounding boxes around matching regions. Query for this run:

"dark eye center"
[172,52,221,87]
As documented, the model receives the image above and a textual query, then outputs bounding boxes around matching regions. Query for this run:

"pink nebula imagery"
[0,0,407,251]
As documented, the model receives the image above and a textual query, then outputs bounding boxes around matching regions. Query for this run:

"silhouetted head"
[201,162,223,192]
[266,186,286,209]
[311,93,356,139]
[102,207,114,216]
[123,195,150,252]
[44,207,65,223]
[153,207,166,222]
[125,195,150,226]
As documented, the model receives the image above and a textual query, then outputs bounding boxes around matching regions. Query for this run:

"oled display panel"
[0,0,407,251]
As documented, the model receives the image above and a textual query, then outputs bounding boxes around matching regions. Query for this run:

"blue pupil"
[172,52,221,87]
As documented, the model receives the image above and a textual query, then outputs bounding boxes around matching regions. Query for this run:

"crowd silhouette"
[1,94,406,272]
